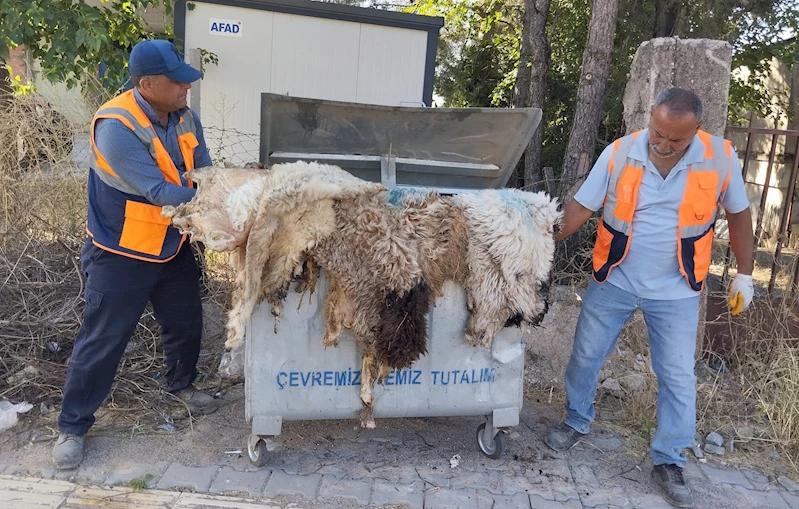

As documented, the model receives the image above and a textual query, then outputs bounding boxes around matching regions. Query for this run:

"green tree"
[411,0,796,176]
[513,0,553,192]
[559,0,619,201]
[0,0,174,93]
[409,0,524,108]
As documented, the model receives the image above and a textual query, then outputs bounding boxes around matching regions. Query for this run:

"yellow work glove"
[728,273,754,316]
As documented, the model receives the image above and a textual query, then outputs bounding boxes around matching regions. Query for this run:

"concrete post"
[622,37,732,136]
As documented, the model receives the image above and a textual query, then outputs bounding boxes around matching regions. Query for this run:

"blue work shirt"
[574,129,750,300]
[93,88,213,207]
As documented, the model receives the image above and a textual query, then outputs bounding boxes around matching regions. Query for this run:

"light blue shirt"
[574,129,750,300]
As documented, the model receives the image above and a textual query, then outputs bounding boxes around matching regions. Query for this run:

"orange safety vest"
[86,90,199,262]
[592,130,733,292]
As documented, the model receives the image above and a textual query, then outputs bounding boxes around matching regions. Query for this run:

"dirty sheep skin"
[455,189,561,349]
[163,161,562,427]
[166,161,383,355]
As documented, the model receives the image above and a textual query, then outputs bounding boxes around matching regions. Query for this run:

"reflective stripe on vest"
[592,130,732,292]
[87,90,198,262]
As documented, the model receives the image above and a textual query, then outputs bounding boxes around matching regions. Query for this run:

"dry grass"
[0,94,235,438]
[753,345,799,453]
[0,93,77,185]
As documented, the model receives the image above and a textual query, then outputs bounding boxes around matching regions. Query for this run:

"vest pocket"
[691,228,714,284]
[592,220,613,274]
[681,171,718,225]
[178,132,199,173]
[611,165,643,222]
[118,201,171,256]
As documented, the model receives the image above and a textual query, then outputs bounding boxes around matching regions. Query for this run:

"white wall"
[183,2,430,164]
[356,23,427,106]
[269,14,361,102]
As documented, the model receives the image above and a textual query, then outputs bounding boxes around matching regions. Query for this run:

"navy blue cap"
[129,39,204,83]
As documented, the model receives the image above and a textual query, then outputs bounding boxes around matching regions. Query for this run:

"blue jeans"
[58,239,203,436]
[564,280,699,467]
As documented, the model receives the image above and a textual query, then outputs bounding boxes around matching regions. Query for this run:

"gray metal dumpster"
[244,94,542,466]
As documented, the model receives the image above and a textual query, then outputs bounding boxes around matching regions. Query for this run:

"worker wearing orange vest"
[53,40,220,470]
[545,88,754,508]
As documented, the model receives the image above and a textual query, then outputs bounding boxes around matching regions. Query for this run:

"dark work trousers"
[57,238,203,436]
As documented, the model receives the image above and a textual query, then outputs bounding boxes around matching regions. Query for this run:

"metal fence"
[721,126,799,298]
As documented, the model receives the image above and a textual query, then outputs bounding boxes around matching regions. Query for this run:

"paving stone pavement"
[210,465,271,497]
[2,401,799,508]
[4,454,799,509]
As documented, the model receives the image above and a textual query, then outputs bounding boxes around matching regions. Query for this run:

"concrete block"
[105,461,169,488]
[734,485,790,509]
[476,490,531,509]
[529,494,580,509]
[263,470,321,499]
[370,480,423,508]
[210,466,270,497]
[156,463,218,492]
[425,487,479,509]
[318,475,371,505]
[742,469,774,491]
[570,464,600,488]
[622,37,733,137]
[698,464,754,489]
[450,470,502,493]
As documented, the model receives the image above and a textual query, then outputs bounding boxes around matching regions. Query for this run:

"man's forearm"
[726,207,754,275]
[554,199,596,241]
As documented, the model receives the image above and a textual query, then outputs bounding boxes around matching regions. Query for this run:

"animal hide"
[455,189,561,348]
[164,161,561,427]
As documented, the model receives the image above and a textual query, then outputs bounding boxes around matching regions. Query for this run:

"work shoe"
[52,433,85,470]
[652,464,694,508]
[172,385,220,415]
[544,422,587,451]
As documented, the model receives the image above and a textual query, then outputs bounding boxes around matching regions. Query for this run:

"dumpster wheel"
[247,434,268,467]
[476,422,505,459]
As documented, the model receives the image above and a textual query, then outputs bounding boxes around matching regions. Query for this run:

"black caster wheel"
[247,434,268,467]
[476,422,505,459]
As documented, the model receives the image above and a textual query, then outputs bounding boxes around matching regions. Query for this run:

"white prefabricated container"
[176,0,443,165]
[244,276,525,465]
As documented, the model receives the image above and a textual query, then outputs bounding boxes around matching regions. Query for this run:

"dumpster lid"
[259,93,542,192]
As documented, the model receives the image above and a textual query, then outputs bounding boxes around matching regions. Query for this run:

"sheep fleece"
[164,161,561,359]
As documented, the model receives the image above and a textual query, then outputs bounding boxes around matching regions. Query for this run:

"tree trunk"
[513,0,552,192]
[559,0,619,203]
[0,57,12,109]
[653,0,681,38]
